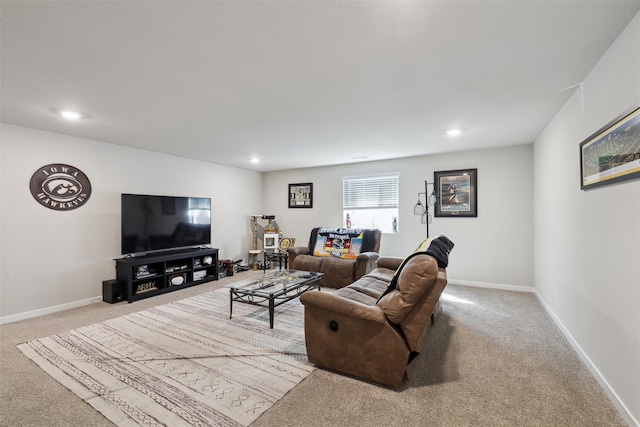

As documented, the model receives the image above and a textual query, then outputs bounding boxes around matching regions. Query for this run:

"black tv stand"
[115,247,219,303]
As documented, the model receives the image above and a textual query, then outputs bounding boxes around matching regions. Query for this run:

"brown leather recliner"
[299,253,447,388]
[287,228,381,288]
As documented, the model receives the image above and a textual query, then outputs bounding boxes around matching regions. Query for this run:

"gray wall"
[533,12,639,425]
[0,124,263,321]
[263,144,534,289]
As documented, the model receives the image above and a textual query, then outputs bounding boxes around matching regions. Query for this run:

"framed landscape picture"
[434,168,477,217]
[580,106,640,190]
[288,183,313,208]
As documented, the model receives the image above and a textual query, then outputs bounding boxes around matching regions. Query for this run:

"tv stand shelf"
[115,248,219,303]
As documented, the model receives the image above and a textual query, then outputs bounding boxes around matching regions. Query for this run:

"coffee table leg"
[269,298,274,329]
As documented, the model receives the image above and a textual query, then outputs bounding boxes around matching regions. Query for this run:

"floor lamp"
[413,180,438,237]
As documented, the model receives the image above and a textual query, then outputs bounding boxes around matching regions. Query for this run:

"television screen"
[121,194,211,255]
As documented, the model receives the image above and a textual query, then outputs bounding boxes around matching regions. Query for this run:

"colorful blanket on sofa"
[309,227,377,259]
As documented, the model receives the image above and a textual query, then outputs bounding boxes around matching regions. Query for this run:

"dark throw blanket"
[377,235,454,302]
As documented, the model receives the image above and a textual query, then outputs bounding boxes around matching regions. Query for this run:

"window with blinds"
[342,175,399,233]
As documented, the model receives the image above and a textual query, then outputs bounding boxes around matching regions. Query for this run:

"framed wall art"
[580,106,640,190]
[288,183,313,208]
[434,168,477,217]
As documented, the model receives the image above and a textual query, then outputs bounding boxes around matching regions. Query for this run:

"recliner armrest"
[354,251,380,280]
[287,246,309,255]
[376,256,403,271]
[286,246,309,267]
[356,251,380,262]
[300,291,387,324]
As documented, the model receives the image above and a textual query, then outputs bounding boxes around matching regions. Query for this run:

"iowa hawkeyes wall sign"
[30,163,92,211]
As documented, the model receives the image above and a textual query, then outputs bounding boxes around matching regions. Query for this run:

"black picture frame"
[288,183,313,208]
[434,168,477,217]
[579,106,640,190]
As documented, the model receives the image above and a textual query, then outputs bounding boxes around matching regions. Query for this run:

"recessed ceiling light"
[250,158,260,164]
[446,129,461,137]
[60,110,82,120]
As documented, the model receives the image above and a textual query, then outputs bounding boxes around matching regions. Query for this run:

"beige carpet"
[17,287,313,427]
[3,276,628,426]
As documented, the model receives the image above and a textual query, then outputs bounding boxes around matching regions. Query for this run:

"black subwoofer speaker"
[102,279,124,303]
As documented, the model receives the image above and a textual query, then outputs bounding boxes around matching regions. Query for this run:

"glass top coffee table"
[226,270,323,328]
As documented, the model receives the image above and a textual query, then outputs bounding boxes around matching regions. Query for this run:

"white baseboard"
[448,278,534,293]
[0,295,103,325]
[533,291,638,427]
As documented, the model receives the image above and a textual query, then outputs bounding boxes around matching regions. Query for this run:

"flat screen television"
[121,193,211,255]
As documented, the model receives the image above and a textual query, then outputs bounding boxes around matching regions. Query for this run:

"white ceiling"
[2,1,639,172]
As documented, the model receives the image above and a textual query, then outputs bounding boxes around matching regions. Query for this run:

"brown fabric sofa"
[299,236,452,388]
[287,227,381,288]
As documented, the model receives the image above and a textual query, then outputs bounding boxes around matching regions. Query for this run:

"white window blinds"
[343,175,399,210]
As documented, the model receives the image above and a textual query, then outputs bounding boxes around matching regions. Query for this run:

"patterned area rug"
[17,288,313,426]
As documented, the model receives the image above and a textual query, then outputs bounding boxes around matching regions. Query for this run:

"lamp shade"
[428,191,438,206]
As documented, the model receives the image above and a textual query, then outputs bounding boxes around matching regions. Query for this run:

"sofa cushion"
[334,287,379,305]
[320,256,357,288]
[377,255,439,324]
[347,275,390,299]
[363,267,396,284]
[292,254,323,272]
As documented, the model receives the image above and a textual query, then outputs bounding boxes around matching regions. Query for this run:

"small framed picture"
[434,168,477,217]
[289,183,313,208]
[289,182,313,208]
